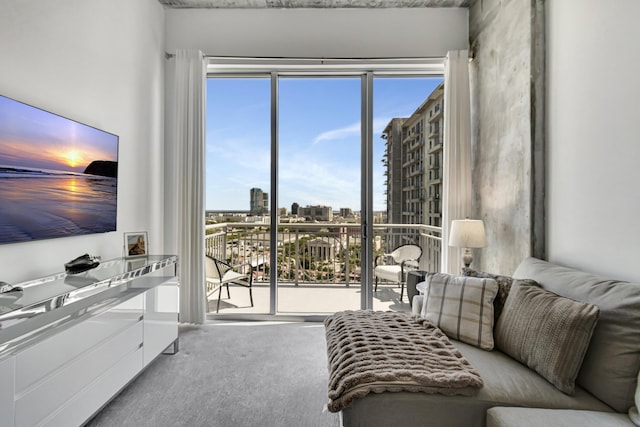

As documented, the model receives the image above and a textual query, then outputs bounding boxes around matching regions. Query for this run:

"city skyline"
[205,76,443,211]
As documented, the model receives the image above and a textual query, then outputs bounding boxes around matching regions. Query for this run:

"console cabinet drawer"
[15,295,144,394]
[41,345,143,427]
[14,320,143,427]
[0,356,15,426]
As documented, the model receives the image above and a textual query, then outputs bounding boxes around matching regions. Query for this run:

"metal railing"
[205,222,441,285]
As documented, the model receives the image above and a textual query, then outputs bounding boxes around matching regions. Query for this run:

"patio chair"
[374,244,422,302]
[205,255,254,313]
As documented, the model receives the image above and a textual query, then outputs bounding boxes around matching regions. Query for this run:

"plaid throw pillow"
[421,273,498,350]
[462,268,539,322]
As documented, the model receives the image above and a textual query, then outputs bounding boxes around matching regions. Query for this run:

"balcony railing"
[205,222,442,286]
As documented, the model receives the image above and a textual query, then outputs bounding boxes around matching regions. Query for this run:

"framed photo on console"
[124,231,148,258]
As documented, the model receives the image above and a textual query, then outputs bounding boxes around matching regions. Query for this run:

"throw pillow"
[495,281,599,395]
[421,273,498,351]
[462,268,540,322]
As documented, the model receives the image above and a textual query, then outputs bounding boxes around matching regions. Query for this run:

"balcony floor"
[207,282,413,316]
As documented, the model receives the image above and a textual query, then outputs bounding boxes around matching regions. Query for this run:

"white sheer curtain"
[174,49,206,324]
[441,50,472,275]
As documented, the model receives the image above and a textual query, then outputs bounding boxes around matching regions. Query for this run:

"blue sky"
[206,76,442,212]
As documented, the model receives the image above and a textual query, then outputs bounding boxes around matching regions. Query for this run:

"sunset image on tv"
[0,95,118,244]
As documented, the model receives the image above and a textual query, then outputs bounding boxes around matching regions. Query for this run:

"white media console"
[0,255,179,427]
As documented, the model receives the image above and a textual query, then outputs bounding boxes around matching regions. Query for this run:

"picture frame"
[124,231,148,258]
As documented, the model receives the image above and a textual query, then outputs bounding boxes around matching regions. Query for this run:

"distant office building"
[340,208,354,218]
[291,202,299,215]
[298,205,333,222]
[373,211,386,224]
[245,216,269,224]
[382,81,445,239]
[249,188,269,215]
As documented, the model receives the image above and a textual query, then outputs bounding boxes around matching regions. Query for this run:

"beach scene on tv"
[0,95,118,245]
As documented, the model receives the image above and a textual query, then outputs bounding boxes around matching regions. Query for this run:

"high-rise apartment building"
[382,118,406,249]
[425,83,444,227]
[249,187,269,215]
[382,82,445,237]
[382,118,406,227]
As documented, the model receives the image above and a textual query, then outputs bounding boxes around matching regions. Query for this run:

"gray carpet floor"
[86,321,340,427]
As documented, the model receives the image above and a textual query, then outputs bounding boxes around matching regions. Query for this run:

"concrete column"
[469,0,545,274]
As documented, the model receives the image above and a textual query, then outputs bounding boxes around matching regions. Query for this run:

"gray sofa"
[339,257,640,427]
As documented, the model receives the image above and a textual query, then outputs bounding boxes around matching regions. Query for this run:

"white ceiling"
[158,0,470,8]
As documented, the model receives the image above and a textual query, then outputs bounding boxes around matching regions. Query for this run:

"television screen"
[0,95,118,245]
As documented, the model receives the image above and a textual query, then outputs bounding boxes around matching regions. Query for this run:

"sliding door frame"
[361,72,374,310]
[269,72,279,315]
[206,58,444,320]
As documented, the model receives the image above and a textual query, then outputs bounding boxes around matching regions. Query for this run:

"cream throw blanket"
[324,310,483,412]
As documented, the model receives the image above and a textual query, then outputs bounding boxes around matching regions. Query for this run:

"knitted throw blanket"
[324,310,483,413]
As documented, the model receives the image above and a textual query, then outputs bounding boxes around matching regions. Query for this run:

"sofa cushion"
[629,368,640,426]
[420,273,498,350]
[341,339,613,427]
[514,257,640,412]
[487,407,634,427]
[462,268,539,321]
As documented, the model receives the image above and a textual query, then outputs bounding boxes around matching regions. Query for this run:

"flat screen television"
[0,95,118,245]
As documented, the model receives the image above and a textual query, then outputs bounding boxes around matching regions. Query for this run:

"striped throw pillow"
[495,281,599,395]
[420,273,498,350]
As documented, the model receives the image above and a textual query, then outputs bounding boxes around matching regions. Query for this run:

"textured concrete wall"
[469,0,538,275]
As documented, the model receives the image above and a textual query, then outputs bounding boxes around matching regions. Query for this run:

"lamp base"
[462,248,473,269]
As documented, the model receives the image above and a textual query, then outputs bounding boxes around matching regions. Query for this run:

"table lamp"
[448,219,487,268]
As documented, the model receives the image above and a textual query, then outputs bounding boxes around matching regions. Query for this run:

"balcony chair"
[205,255,254,313]
[374,244,422,303]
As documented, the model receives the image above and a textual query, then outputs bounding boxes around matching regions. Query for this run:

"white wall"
[164,8,468,58]
[547,0,640,282]
[0,0,165,283]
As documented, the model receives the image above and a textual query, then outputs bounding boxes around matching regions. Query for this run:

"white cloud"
[279,153,361,209]
[311,117,392,145]
[312,122,360,145]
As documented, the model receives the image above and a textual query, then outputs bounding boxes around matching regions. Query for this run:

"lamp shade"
[448,219,487,248]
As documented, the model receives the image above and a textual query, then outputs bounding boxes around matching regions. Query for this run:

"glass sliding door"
[205,77,271,315]
[277,77,363,313]
[205,69,445,318]
[372,77,445,312]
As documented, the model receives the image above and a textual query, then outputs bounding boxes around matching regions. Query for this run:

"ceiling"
[158,0,470,8]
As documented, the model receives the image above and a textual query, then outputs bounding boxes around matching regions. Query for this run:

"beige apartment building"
[382,82,445,246]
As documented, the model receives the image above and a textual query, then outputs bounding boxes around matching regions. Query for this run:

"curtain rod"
[164,52,449,62]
